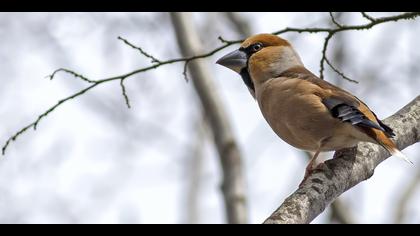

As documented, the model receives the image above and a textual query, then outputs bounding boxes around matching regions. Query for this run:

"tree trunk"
[170,12,248,224]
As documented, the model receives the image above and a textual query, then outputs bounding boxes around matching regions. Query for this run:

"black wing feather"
[357,99,396,137]
[323,97,386,132]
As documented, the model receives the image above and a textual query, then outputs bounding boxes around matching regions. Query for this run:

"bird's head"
[216,33,303,93]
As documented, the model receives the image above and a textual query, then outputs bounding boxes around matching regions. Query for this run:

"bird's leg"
[299,149,321,187]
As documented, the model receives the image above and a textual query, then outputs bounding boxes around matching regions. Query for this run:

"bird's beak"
[216,49,247,73]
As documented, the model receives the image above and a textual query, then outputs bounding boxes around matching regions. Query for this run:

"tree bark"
[170,12,248,224]
[302,151,356,224]
[264,95,420,224]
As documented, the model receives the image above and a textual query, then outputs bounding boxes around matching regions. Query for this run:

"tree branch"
[329,12,344,28]
[324,57,359,83]
[118,36,161,63]
[301,151,356,224]
[170,12,248,224]
[264,96,420,224]
[120,78,131,109]
[1,37,234,155]
[361,12,376,23]
[3,12,420,155]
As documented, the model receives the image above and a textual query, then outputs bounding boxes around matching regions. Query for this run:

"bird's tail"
[377,132,413,165]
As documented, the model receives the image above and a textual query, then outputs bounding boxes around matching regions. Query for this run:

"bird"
[216,33,412,185]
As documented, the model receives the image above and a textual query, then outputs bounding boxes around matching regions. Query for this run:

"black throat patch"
[237,44,262,93]
[239,67,255,93]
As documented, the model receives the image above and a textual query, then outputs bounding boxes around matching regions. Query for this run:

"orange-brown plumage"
[216,33,411,184]
[241,34,291,48]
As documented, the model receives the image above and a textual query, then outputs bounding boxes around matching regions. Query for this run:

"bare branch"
[2,83,98,155]
[264,96,420,224]
[217,36,239,44]
[318,12,420,81]
[324,57,359,83]
[3,12,420,155]
[319,33,333,80]
[361,12,376,22]
[117,36,161,63]
[272,12,420,36]
[329,12,344,28]
[47,68,96,83]
[120,79,131,109]
[274,12,420,81]
[1,37,235,155]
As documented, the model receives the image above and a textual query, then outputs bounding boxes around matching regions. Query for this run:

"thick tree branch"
[302,151,356,224]
[264,96,420,224]
[171,12,248,224]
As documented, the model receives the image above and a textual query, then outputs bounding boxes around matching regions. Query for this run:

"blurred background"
[0,12,419,224]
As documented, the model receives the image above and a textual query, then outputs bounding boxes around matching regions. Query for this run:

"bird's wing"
[275,66,395,137]
[322,96,387,132]
[306,75,395,138]
[274,66,408,162]
[357,99,395,137]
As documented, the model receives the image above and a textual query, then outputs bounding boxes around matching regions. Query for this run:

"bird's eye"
[252,43,263,52]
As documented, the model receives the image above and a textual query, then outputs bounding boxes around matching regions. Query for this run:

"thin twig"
[319,33,334,80]
[218,36,239,44]
[1,40,234,154]
[325,57,359,83]
[120,78,131,109]
[361,12,376,22]
[47,68,96,83]
[2,83,98,155]
[329,12,344,28]
[118,36,161,63]
[274,12,420,80]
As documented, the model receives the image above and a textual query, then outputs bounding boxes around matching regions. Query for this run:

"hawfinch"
[216,33,411,183]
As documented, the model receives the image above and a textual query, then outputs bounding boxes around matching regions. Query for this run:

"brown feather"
[241,34,291,49]
[236,33,411,164]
